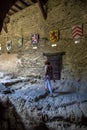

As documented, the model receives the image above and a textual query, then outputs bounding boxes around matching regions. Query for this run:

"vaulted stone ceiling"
[0,0,47,32]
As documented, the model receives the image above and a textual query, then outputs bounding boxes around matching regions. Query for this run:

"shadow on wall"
[0,97,25,130]
[0,96,49,130]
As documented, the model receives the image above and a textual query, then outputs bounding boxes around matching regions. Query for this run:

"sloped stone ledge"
[0,96,25,130]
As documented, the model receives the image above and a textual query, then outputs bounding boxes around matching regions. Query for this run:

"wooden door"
[44,53,64,80]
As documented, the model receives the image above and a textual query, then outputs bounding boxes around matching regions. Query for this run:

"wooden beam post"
[37,0,47,19]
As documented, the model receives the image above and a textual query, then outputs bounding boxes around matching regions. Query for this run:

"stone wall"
[0,96,25,130]
[0,0,87,86]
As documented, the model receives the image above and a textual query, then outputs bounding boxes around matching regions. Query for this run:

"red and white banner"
[72,25,83,39]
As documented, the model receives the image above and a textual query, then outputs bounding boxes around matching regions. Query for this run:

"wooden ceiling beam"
[8,9,16,14]
[19,0,29,6]
[23,0,35,4]
[12,5,21,11]
[15,1,26,8]
[14,3,23,10]
[7,12,13,16]
[10,8,18,13]
[37,0,47,19]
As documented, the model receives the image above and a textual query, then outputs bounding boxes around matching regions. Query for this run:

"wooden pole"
[37,0,47,19]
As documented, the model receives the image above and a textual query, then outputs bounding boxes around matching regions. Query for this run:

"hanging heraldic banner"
[17,37,23,48]
[31,34,39,44]
[49,30,58,42]
[6,40,12,52]
[72,25,83,39]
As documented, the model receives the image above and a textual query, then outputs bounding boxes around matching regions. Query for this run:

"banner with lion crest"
[49,30,58,42]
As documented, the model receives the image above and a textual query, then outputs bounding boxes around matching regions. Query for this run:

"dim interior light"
[74,39,80,44]
[51,43,57,47]
[32,46,37,49]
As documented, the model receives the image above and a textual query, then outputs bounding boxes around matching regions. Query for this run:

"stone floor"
[0,72,87,130]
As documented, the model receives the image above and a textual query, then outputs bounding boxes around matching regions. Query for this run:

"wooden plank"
[23,0,35,4]
[19,0,30,6]
[15,1,27,8]
[8,9,16,14]
[37,0,47,19]
[14,3,23,10]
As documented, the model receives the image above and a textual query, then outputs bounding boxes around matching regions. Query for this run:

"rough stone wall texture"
[0,96,25,130]
[0,0,87,85]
